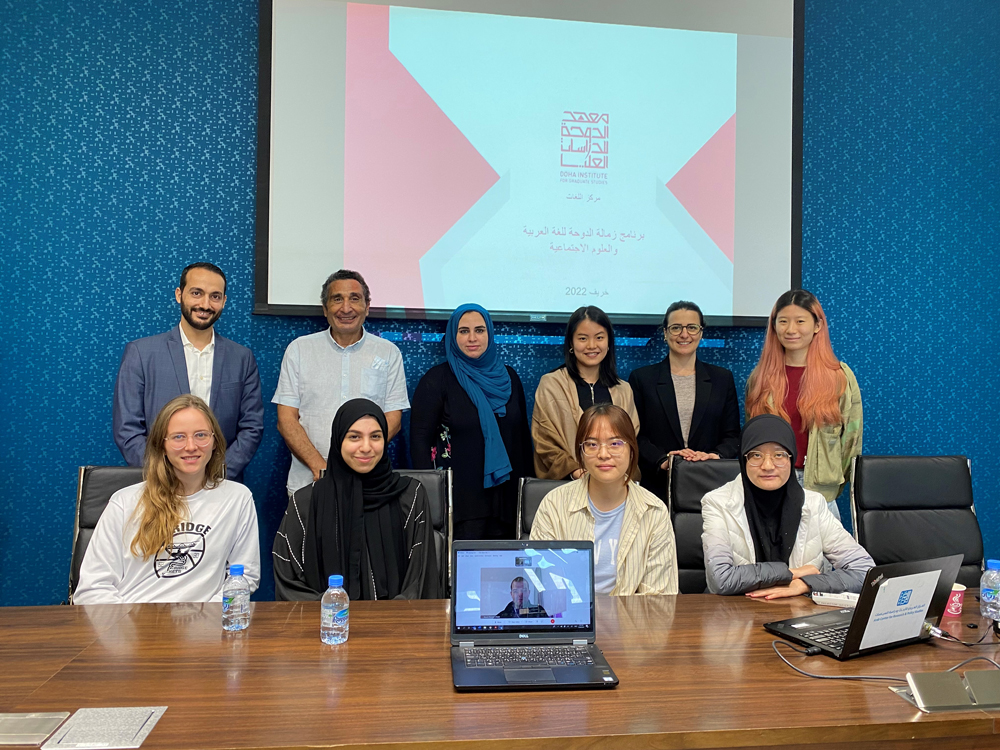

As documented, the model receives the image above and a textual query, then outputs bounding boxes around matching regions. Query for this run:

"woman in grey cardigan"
[701,414,873,598]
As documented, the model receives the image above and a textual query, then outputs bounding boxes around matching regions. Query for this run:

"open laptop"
[450,540,619,691]
[764,554,963,660]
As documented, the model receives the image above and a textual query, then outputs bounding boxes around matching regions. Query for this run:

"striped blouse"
[529,477,678,596]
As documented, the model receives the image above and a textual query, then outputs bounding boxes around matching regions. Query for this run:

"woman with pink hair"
[744,290,862,521]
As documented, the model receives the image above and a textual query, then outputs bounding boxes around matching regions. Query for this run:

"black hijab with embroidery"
[740,414,805,564]
[303,399,411,600]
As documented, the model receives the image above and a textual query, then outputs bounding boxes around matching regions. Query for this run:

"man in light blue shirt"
[273,270,409,493]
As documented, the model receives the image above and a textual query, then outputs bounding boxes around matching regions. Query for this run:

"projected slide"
[265,0,796,319]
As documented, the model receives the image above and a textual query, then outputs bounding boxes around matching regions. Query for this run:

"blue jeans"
[796,468,842,522]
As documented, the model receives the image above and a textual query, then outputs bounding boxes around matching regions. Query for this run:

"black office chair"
[850,455,984,588]
[516,478,568,539]
[69,465,144,603]
[667,456,741,594]
[397,468,452,595]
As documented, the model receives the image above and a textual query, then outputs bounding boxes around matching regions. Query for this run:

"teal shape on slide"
[388,7,736,177]
[387,7,737,316]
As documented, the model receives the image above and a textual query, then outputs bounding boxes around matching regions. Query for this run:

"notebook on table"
[450,540,619,691]
[764,554,963,660]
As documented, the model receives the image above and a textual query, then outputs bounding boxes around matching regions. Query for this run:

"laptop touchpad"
[504,668,556,684]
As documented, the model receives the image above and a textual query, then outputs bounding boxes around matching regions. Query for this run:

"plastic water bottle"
[321,574,349,644]
[222,564,251,631]
[981,560,1000,620]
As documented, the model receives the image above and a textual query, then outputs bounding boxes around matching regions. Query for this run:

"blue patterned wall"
[1,0,996,605]
[801,0,999,556]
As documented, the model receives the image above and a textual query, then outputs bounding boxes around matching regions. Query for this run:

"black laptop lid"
[450,540,596,646]
[765,554,965,660]
[841,553,964,656]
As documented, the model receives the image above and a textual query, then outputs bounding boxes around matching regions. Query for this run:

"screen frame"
[254,0,804,327]
[450,540,596,645]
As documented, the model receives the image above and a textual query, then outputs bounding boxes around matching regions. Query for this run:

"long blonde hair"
[745,290,846,430]
[130,395,227,559]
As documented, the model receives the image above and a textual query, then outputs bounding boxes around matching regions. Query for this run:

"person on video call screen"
[494,576,549,618]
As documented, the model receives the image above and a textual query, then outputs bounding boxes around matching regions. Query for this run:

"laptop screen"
[453,544,594,635]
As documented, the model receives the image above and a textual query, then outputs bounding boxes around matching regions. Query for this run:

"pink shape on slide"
[666,114,736,262]
[344,4,499,308]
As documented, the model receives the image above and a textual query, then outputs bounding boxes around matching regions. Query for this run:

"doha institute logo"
[560,111,609,169]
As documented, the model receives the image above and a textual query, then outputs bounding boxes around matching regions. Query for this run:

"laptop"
[450,540,619,691]
[764,554,963,660]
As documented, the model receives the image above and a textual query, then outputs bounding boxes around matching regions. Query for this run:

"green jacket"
[802,362,863,503]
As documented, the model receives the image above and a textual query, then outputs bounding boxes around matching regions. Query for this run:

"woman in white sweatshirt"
[75,394,259,604]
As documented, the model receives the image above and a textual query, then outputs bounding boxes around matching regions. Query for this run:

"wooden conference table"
[2,595,998,750]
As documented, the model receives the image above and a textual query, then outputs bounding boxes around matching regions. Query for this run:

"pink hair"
[745,290,845,430]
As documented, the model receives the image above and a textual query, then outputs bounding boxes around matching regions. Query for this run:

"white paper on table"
[859,570,941,652]
[41,707,166,750]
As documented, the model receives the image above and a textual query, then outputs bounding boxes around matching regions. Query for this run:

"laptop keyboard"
[464,645,593,668]
[806,623,850,650]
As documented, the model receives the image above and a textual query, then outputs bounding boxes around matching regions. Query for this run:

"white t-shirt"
[272,327,410,492]
[75,480,260,604]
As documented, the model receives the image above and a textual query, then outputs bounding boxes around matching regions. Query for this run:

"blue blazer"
[112,327,264,479]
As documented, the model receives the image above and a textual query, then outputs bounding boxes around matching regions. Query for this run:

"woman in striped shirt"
[530,403,678,595]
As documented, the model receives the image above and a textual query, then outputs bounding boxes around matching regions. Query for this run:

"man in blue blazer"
[113,263,264,481]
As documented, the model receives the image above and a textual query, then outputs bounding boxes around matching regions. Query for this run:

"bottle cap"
[229,564,244,576]
[988,560,1000,571]
[329,574,344,588]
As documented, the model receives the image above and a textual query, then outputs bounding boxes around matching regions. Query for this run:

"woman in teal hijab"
[410,304,534,539]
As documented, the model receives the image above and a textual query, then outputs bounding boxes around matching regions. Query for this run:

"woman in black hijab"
[273,399,442,601]
[700,414,873,597]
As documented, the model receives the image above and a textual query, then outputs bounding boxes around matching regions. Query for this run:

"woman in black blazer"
[628,301,741,500]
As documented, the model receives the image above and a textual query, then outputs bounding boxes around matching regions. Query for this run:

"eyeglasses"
[581,439,628,457]
[745,450,792,468]
[165,431,214,448]
[666,324,703,336]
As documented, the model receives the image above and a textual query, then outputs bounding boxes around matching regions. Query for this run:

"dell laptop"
[764,554,963,660]
[450,540,619,691]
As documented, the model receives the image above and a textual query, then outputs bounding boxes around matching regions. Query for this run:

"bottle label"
[335,607,349,627]
[983,587,998,603]
[321,605,335,628]
[223,593,247,614]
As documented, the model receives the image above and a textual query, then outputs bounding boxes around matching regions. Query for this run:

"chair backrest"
[70,465,144,603]
[851,455,983,587]
[516,478,569,539]
[396,468,452,594]
[667,457,741,594]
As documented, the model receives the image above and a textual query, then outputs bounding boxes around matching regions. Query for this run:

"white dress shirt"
[179,325,215,404]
